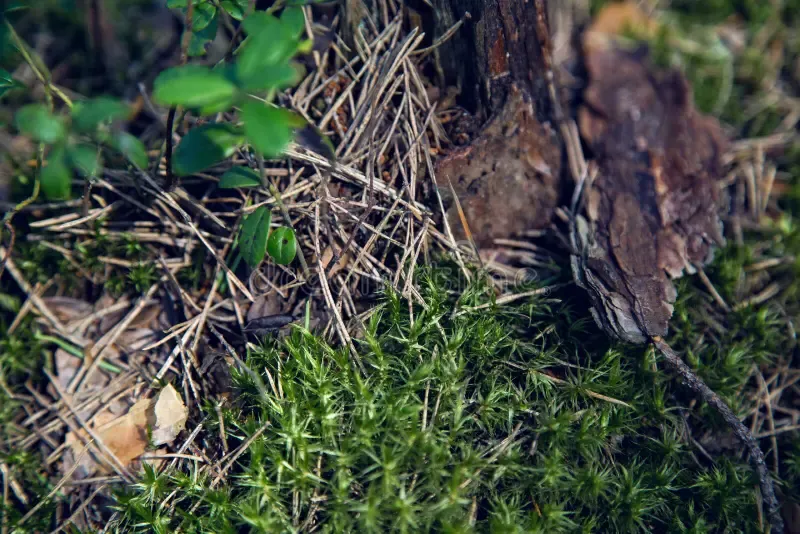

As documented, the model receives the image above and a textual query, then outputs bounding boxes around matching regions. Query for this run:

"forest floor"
[1,1,800,532]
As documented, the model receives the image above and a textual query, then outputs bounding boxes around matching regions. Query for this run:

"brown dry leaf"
[436,84,562,247]
[320,246,351,277]
[115,328,160,354]
[149,383,187,445]
[55,349,110,392]
[572,41,728,344]
[42,297,93,324]
[64,383,187,477]
[246,292,285,324]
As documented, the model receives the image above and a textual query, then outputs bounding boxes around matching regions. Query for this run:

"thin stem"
[0,138,43,279]
[164,1,195,191]
[0,21,59,276]
[4,20,73,109]
[257,153,310,278]
[652,336,783,534]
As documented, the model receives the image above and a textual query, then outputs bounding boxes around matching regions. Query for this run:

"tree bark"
[421,0,563,247]
[423,0,554,122]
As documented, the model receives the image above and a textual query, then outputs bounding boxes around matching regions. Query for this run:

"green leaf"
[219,166,262,188]
[0,292,21,313]
[267,226,297,265]
[239,62,303,91]
[241,11,279,36]
[3,1,28,14]
[0,68,23,99]
[281,6,306,38]
[41,146,72,200]
[173,123,244,176]
[239,206,272,268]
[297,38,314,54]
[112,131,148,168]
[72,97,129,133]
[153,66,237,109]
[192,3,216,30]
[166,0,188,7]
[237,13,299,85]
[67,144,100,178]
[15,104,65,144]
[220,0,247,20]
[241,101,293,158]
[187,13,218,57]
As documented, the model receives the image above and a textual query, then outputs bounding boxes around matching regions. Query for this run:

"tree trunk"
[420,0,564,247]
[424,0,554,122]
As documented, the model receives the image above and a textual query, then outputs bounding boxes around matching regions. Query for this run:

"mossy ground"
[3,247,799,532]
[2,0,800,532]
[106,261,799,533]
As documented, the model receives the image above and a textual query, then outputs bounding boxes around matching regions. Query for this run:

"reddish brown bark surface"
[426,0,562,246]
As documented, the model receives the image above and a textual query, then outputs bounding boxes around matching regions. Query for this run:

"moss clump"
[103,260,792,533]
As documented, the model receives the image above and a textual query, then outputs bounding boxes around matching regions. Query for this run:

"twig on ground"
[652,336,783,534]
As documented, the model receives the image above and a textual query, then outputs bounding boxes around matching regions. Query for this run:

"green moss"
[3,1,799,532]
[98,262,785,533]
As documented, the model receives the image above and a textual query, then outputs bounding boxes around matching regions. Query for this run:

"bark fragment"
[572,43,728,343]
[437,85,561,247]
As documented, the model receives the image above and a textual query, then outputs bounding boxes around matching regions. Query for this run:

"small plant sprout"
[152,5,314,268]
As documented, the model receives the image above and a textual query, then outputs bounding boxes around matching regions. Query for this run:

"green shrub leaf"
[153,66,237,109]
[220,0,247,20]
[72,97,129,133]
[297,38,314,54]
[67,144,100,178]
[239,206,272,268]
[281,6,306,38]
[188,12,219,57]
[241,11,279,36]
[267,226,297,265]
[0,68,23,99]
[113,131,148,168]
[237,13,298,85]
[192,3,216,30]
[239,62,303,91]
[41,146,71,200]
[241,101,293,158]
[173,123,244,176]
[15,104,65,143]
[219,166,262,188]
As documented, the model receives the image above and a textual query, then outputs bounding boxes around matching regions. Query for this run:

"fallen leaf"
[150,383,188,445]
[246,292,285,324]
[42,297,93,323]
[320,246,350,277]
[114,328,160,354]
[55,349,110,391]
[64,384,187,478]
[572,41,727,344]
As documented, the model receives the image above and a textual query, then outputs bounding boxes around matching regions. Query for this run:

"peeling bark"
[425,0,563,245]
[573,44,728,343]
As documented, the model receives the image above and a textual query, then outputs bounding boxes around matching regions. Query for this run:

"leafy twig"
[3,20,73,110]
[165,1,195,191]
[0,20,65,277]
[257,153,311,277]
